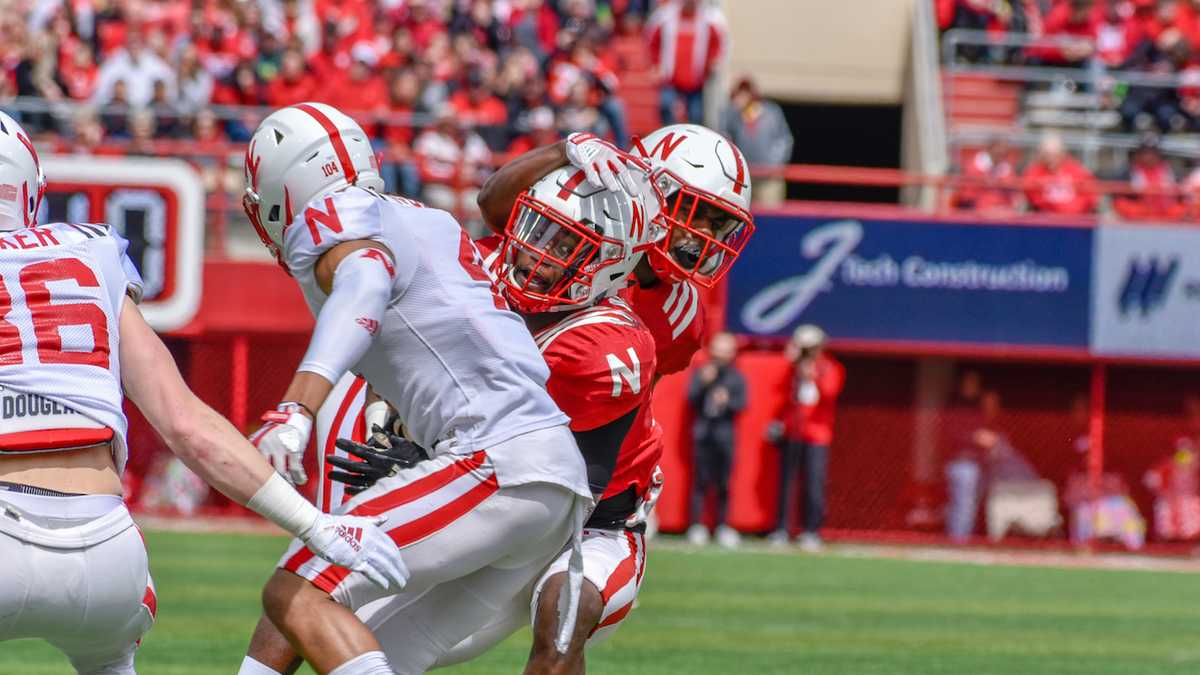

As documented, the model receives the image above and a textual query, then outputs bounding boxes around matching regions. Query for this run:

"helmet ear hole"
[268,205,281,223]
[273,129,285,144]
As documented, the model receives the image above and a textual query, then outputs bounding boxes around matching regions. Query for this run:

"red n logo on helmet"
[634,133,686,161]
[246,140,262,191]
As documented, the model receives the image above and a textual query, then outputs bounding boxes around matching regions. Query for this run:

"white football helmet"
[632,124,755,287]
[243,102,384,269]
[493,164,664,313]
[0,112,45,232]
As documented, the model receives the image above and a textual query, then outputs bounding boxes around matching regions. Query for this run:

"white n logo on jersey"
[606,348,642,398]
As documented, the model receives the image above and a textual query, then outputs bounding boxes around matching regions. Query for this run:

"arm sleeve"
[729,370,748,412]
[818,358,845,399]
[574,406,640,498]
[110,229,145,303]
[766,105,795,165]
[297,247,395,385]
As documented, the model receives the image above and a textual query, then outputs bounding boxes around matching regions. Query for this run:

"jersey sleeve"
[623,280,706,376]
[281,187,417,289]
[108,227,145,303]
[541,320,657,432]
[474,234,502,260]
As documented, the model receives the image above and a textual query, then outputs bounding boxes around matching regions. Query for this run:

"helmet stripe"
[557,170,588,199]
[294,104,358,184]
[728,142,746,195]
[14,131,39,172]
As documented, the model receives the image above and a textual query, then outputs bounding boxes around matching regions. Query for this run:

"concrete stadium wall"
[721,0,915,104]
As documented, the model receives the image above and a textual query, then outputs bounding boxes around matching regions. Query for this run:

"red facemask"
[493,192,616,313]
[646,169,755,287]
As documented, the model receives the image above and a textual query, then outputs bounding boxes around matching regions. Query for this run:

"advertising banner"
[1092,224,1200,358]
[727,214,1093,349]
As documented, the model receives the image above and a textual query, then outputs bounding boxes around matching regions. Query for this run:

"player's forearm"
[297,246,395,393]
[168,398,323,538]
[477,141,568,233]
[166,398,278,502]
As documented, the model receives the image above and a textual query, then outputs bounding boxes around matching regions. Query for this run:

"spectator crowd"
[0,0,671,222]
[951,130,1200,219]
[942,0,1200,133]
[940,0,1200,220]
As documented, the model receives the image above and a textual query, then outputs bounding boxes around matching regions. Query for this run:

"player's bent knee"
[261,569,323,627]
[525,574,604,675]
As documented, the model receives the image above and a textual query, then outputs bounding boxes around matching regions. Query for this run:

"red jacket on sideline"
[779,353,845,446]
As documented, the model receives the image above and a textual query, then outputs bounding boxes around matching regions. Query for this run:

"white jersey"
[0,222,143,472]
[283,187,587,497]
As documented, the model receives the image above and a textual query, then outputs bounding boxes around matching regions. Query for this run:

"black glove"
[327,424,430,495]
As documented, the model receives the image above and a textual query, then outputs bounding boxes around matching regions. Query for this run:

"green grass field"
[3,531,1199,674]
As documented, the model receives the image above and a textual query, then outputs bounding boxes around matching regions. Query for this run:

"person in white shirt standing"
[0,112,406,675]
[236,102,591,675]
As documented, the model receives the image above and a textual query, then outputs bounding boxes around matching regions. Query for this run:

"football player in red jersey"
[479,126,755,380]
[324,164,668,674]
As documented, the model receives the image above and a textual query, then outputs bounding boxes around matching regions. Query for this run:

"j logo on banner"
[740,220,863,334]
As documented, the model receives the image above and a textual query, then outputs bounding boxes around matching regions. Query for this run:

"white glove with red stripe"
[625,465,665,528]
[300,513,410,590]
[249,402,313,486]
[565,132,642,196]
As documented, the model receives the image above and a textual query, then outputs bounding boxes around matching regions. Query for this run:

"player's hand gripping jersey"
[0,222,143,467]
[283,187,587,498]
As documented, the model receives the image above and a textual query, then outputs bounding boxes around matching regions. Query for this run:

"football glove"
[300,512,409,590]
[249,402,313,485]
[328,424,431,495]
[565,132,642,196]
[625,465,665,528]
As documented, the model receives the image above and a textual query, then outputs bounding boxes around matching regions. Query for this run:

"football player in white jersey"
[0,115,407,674]
[235,103,591,675]
[308,127,755,675]
[320,164,665,674]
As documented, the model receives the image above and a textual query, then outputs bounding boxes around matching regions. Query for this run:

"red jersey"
[477,235,661,499]
[620,280,705,376]
[534,297,659,499]
[780,353,845,445]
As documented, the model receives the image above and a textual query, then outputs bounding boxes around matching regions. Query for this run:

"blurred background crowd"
[938,0,1200,219]
[0,0,795,231]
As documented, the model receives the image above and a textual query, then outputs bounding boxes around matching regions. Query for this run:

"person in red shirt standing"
[1113,137,1185,220]
[769,324,844,551]
[952,138,1020,214]
[1023,133,1098,215]
[264,48,316,107]
[646,0,724,124]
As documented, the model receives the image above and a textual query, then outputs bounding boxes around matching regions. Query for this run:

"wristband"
[364,400,390,433]
[246,473,322,538]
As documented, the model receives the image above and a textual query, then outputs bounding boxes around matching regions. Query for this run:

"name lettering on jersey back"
[606,347,643,398]
[303,197,344,245]
[0,227,61,251]
[2,391,80,420]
